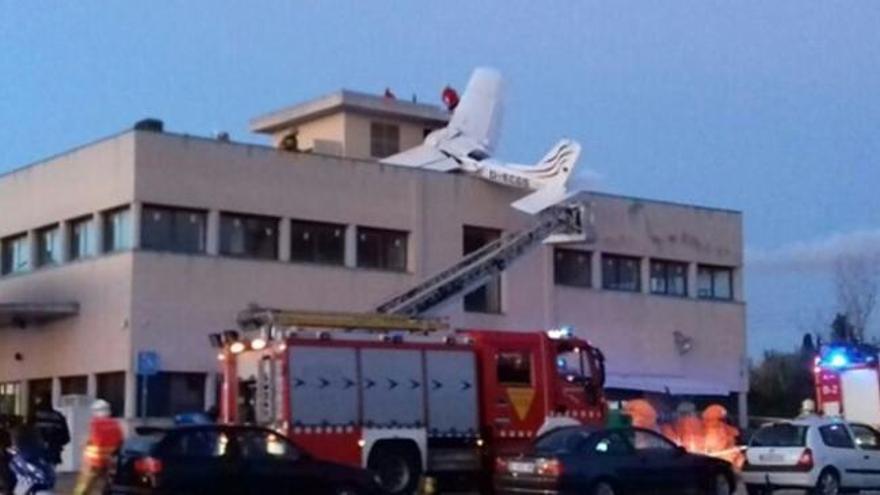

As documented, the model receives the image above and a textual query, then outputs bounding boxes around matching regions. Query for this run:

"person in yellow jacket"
[73,400,124,495]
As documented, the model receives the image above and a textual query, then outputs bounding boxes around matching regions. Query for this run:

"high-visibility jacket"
[83,417,123,469]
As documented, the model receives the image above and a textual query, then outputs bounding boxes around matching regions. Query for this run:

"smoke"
[747,229,880,273]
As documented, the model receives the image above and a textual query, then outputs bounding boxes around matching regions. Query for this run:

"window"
[650,259,688,296]
[370,122,400,158]
[697,265,733,300]
[594,431,633,456]
[103,206,132,253]
[290,220,345,265]
[497,351,532,386]
[1,234,29,275]
[236,429,300,460]
[220,213,279,260]
[69,216,95,260]
[630,429,678,453]
[59,375,88,396]
[0,382,20,416]
[96,372,126,418]
[819,424,856,449]
[750,423,808,447]
[533,428,593,455]
[463,226,502,313]
[602,254,641,292]
[356,227,407,271]
[141,205,207,254]
[162,430,228,458]
[27,378,52,414]
[554,248,591,288]
[850,424,880,450]
[36,225,61,267]
[137,372,205,417]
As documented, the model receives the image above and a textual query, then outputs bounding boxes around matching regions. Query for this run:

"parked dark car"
[105,424,382,495]
[494,426,736,495]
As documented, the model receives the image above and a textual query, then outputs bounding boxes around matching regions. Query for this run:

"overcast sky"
[2,2,879,356]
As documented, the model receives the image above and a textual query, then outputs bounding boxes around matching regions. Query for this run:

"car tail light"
[797,448,814,471]
[536,458,563,477]
[494,457,509,473]
[134,456,163,476]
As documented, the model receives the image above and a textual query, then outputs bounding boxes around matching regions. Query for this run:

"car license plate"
[509,461,535,474]
[759,453,785,463]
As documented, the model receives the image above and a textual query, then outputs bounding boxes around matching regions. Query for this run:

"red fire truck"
[214,309,606,494]
[814,343,880,426]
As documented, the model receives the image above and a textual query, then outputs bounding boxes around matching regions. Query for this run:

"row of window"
[0,371,206,418]
[0,205,735,303]
[553,249,734,300]
[0,205,409,274]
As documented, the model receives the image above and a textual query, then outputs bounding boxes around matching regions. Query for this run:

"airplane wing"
[381,144,459,172]
[448,67,504,154]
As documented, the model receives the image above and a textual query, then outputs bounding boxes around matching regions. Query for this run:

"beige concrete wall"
[0,129,746,419]
[130,131,746,392]
[343,113,433,161]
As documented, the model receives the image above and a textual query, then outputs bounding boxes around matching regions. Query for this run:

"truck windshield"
[750,423,808,447]
[557,350,592,380]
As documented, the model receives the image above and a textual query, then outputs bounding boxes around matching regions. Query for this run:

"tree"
[748,333,816,418]
[834,254,880,342]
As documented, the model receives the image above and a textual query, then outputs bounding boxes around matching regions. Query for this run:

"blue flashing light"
[828,351,850,369]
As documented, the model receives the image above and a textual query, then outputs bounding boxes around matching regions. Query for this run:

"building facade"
[0,92,746,423]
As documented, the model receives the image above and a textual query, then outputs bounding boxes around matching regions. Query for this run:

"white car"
[742,416,880,495]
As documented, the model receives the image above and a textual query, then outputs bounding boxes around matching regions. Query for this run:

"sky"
[2,1,879,356]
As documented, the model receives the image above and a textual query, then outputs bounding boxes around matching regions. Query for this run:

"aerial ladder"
[237,197,594,331]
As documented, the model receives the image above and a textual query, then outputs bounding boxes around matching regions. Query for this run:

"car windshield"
[750,423,808,447]
[533,427,594,454]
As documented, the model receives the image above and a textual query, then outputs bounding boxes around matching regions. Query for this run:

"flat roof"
[250,90,450,134]
[0,128,742,216]
[0,302,79,328]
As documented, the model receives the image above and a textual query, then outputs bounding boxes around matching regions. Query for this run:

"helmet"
[91,399,111,417]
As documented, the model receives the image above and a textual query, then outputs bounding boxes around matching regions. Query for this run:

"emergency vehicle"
[814,343,880,426]
[210,200,608,493]
[215,309,606,494]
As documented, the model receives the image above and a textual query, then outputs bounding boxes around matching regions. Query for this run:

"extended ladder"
[375,200,593,316]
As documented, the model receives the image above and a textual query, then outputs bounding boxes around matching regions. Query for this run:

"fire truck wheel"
[367,442,422,495]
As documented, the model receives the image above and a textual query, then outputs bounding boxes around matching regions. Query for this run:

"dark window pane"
[103,207,132,253]
[0,382,21,416]
[554,249,592,288]
[36,225,61,267]
[162,430,227,458]
[59,376,88,396]
[1,234,29,275]
[69,216,95,260]
[220,213,278,260]
[650,260,688,296]
[819,424,855,449]
[697,265,734,300]
[602,254,641,292]
[290,220,345,265]
[750,424,808,447]
[497,351,532,386]
[26,378,52,414]
[141,205,207,254]
[463,226,502,313]
[370,122,400,158]
[137,372,206,418]
[96,372,126,418]
[356,227,407,271]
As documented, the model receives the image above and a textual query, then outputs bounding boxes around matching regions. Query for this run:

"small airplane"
[381,67,583,215]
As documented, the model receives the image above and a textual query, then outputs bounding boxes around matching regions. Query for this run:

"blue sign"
[137,351,161,376]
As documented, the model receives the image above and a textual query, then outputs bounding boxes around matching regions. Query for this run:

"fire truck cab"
[814,343,880,426]
[215,312,606,494]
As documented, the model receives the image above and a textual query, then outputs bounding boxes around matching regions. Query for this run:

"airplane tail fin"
[510,140,582,214]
